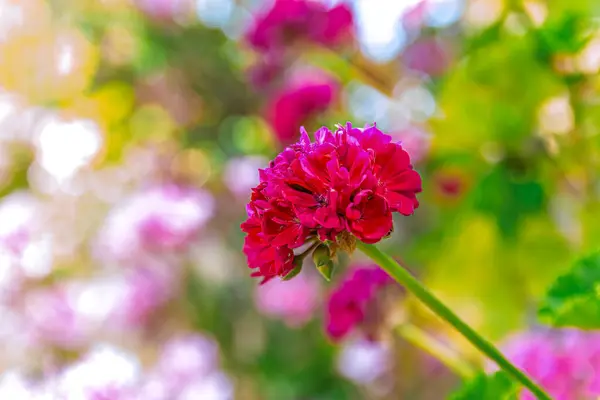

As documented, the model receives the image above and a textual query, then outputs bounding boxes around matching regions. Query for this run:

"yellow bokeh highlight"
[129,104,178,143]
[0,27,99,103]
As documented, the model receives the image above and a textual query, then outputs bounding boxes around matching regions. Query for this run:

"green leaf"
[450,372,518,400]
[539,252,600,328]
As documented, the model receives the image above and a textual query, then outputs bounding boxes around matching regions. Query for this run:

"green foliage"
[450,372,518,400]
[539,252,600,328]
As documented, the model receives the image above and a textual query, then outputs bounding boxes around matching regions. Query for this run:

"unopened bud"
[313,244,335,281]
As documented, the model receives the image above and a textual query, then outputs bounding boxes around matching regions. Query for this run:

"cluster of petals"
[241,123,422,282]
[246,0,354,52]
[497,328,600,400]
[326,265,393,340]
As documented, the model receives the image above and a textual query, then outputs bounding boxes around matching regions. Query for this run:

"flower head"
[246,0,354,52]
[241,123,422,283]
[325,265,394,340]
[497,328,600,400]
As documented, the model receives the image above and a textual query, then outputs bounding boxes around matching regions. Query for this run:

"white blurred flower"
[337,338,392,385]
[178,372,234,400]
[0,371,35,400]
[34,117,103,184]
[0,192,53,292]
[56,344,141,400]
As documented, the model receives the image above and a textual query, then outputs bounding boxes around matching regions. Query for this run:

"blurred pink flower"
[265,71,338,143]
[326,265,393,341]
[223,156,269,199]
[141,334,233,400]
[95,184,214,262]
[497,329,600,400]
[254,271,321,327]
[155,334,220,386]
[24,287,89,349]
[402,37,451,77]
[247,50,285,89]
[25,264,177,348]
[401,1,428,32]
[390,125,431,164]
[246,0,353,52]
[134,0,191,20]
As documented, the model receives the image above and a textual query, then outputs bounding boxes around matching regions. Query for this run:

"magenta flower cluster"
[241,123,422,283]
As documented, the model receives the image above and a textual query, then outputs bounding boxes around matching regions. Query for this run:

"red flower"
[246,0,354,52]
[240,123,422,283]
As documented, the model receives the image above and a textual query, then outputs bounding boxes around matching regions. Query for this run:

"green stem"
[396,323,476,379]
[356,242,552,400]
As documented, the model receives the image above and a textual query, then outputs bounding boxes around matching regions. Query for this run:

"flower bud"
[313,244,335,281]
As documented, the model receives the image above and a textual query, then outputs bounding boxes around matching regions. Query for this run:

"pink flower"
[241,123,422,282]
[141,334,233,400]
[246,0,354,52]
[402,37,451,77]
[95,184,214,262]
[24,263,177,348]
[498,329,600,400]
[325,265,393,340]
[401,1,428,32]
[254,271,321,327]
[134,0,191,20]
[155,334,220,387]
[266,71,338,143]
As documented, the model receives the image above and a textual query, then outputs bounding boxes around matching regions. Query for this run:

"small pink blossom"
[254,271,321,327]
[95,184,214,262]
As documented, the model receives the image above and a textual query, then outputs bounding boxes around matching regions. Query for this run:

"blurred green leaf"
[539,252,600,328]
[450,372,518,400]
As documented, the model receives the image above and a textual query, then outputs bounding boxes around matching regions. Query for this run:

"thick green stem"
[356,242,552,400]
[396,323,476,379]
